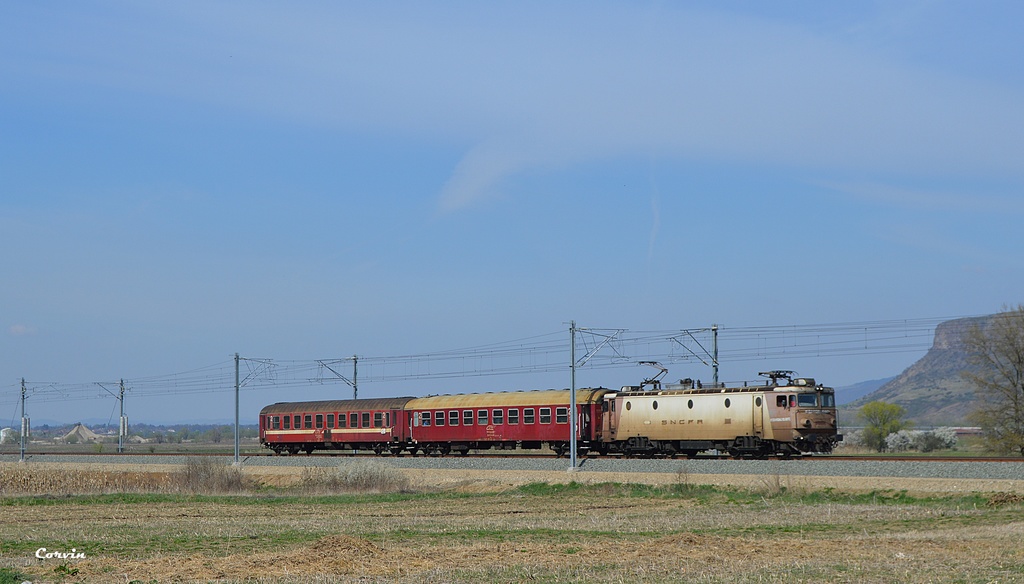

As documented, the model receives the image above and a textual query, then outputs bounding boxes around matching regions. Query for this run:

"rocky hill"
[845,316,987,426]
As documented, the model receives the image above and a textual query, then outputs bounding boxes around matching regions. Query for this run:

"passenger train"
[259,370,841,458]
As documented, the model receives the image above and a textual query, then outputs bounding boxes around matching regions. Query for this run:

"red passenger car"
[403,389,610,456]
[259,398,413,455]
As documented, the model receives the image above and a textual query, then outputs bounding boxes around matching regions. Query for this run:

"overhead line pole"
[569,321,577,471]
[234,353,240,466]
[20,378,27,463]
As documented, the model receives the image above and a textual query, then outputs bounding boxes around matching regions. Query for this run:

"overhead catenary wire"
[1,315,977,414]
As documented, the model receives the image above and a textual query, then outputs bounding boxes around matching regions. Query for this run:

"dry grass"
[1,462,1023,582]
[299,460,411,494]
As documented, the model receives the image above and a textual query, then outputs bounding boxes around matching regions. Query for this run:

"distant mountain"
[845,316,986,425]
[835,377,894,405]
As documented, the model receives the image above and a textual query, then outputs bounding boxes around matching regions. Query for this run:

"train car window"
[687,400,693,409]
[821,394,836,407]
[350,412,359,428]
[435,411,445,426]
[448,410,459,426]
[724,399,731,409]
[283,416,291,430]
[777,395,787,408]
[478,409,488,425]
[524,408,535,424]
[374,412,384,428]
[507,408,519,425]
[798,394,818,407]
[463,410,474,425]
[755,397,762,407]
[652,401,659,411]
[625,401,632,411]
[539,408,551,424]
[271,416,280,430]
[327,414,335,428]
[555,407,568,424]
[315,414,324,428]
[294,415,302,429]
[385,412,391,426]
[304,415,313,429]
[492,409,504,425]
[420,411,431,427]
[361,412,370,428]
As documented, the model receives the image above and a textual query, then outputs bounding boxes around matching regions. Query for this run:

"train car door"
[752,395,764,437]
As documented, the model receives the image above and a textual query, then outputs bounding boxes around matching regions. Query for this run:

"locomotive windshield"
[795,393,836,407]
[797,394,818,407]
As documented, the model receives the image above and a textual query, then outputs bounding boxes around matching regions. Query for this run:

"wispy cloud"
[9,324,35,336]
[6,4,1023,212]
[817,181,1024,215]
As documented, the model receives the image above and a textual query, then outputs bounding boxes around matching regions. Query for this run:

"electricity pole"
[19,378,28,463]
[569,321,577,471]
[234,353,240,465]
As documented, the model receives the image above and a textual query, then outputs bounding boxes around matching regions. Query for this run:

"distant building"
[0,428,12,444]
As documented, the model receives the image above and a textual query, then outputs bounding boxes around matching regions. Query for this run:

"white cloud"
[9,324,35,336]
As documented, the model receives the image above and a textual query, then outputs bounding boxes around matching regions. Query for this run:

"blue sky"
[2,2,1022,424]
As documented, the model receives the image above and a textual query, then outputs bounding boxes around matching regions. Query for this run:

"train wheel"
[304,446,314,455]
[287,446,299,455]
[373,444,385,456]
[389,446,403,456]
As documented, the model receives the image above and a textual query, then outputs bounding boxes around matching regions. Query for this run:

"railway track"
[5,450,1021,463]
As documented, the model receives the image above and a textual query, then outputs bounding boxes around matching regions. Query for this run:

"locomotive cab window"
[555,407,568,424]
[463,410,474,426]
[777,395,788,408]
[507,408,520,425]
[524,408,535,424]
[448,410,459,426]
[492,409,504,425]
[797,394,817,407]
[434,411,445,426]
[821,393,836,407]
[539,408,552,424]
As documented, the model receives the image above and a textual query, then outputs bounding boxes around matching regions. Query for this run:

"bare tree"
[962,305,1024,456]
